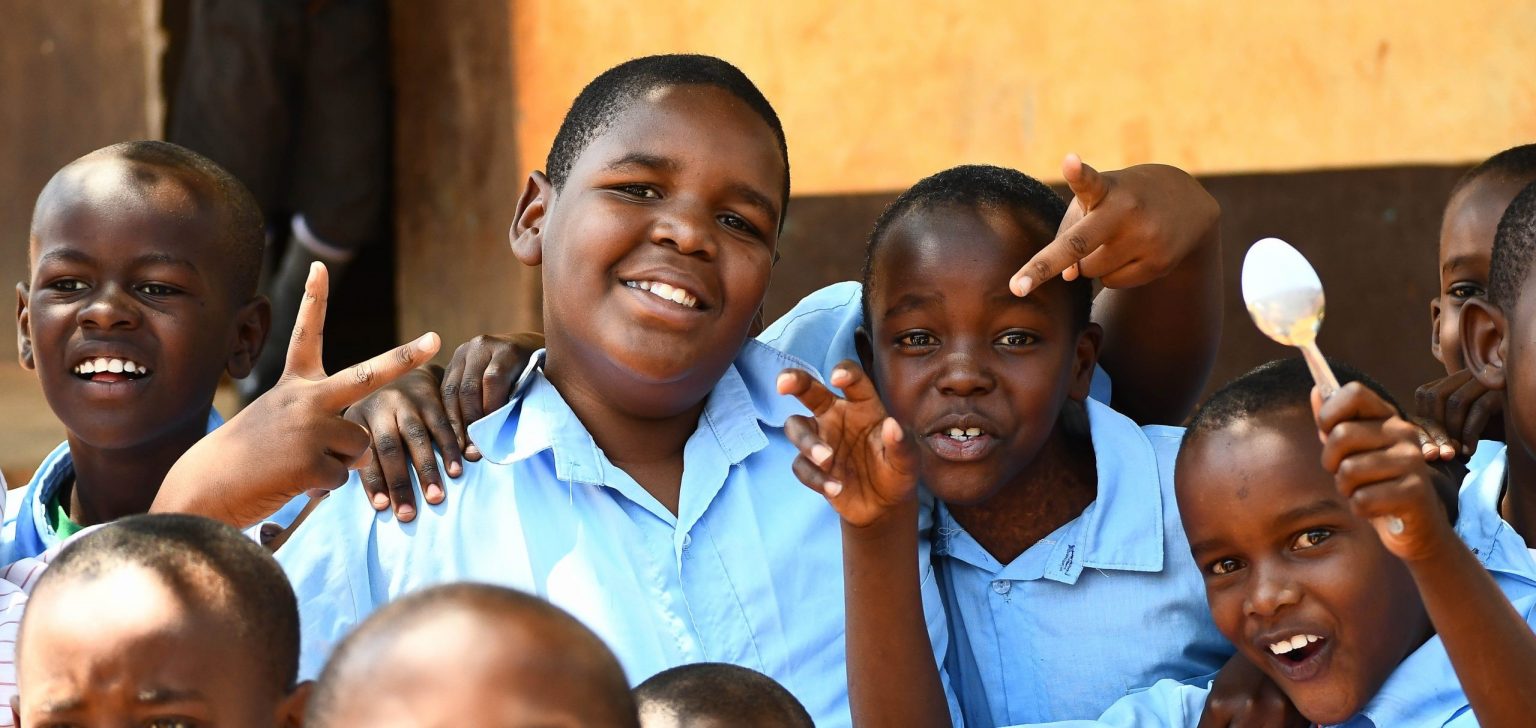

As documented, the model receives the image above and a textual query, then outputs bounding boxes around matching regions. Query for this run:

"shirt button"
[991,580,1011,595]
[681,533,693,550]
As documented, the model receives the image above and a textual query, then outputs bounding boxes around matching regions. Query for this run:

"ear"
[226,295,272,380]
[854,325,877,390]
[510,171,554,267]
[16,281,33,370]
[1461,297,1507,391]
[1068,322,1105,400]
[277,680,313,727]
[1428,296,1443,362]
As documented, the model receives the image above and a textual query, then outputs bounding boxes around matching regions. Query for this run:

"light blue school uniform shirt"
[1,410,310,563]
[1018,445,1536,728]
[937,398,1230,724]
[276,342,954,728]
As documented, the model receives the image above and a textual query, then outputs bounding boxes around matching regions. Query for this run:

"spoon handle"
[1299,341,1340,401]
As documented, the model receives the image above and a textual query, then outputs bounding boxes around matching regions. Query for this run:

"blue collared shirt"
[276,342,953,728]
[1456,443,1536,590]
[937,398,1230,724]
[1,409,309,563]
[758,281,1112,403]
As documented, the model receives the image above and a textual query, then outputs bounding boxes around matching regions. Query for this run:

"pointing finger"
[283,262,330,380]
[320,332,442,412]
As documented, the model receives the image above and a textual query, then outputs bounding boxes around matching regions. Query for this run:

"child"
[1461,179,1536,550]
[273,54,909,727]
[305,583,638,727]
[1418,144,1536,462]
[777,165,1233,725]
[635,663,814,728]
[1080,360,1536,726]
[12,513,309,726]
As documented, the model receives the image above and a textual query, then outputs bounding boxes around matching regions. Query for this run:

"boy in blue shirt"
[274,54,919,727]
[777,164,1233,725]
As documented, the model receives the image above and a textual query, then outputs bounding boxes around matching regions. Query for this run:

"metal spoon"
[1241,237,1404,534]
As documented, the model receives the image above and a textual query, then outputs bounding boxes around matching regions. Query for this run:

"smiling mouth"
[624,279,700,309]
[72,357,152,383]
[1264,633,1330,681]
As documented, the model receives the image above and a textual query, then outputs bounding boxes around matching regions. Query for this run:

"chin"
[1288,688,1361,726]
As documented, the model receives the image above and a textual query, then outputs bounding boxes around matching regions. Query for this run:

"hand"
[1414,369,1503,461]
[441,332,544,460]
[154,263,440,528]
[1314,383,1459,561]
[1197,652,1306,728]
[346,365,458,521]
[1011,154,1219,296]
[776,362,919,528]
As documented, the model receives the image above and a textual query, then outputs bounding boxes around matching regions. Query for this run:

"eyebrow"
[1187,498,1345,555]
[604,153,781,227]
[1441,254,1485,274]
[33,249,200,273]
[883,291,943,318]
[136,686,207,705]
[605,152,678,174]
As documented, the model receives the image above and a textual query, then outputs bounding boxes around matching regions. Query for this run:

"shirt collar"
[1338,630,1480,728]
[935,397,1168,583]
[1454,444,1536,587]
[471,341,816,480]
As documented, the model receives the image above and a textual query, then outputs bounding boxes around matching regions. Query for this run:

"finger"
[1441,375,1486,454]
[1061,153,1110,212]
[1315,382,1399,435]
[784,415,833,466]
[1011,217,1104,296]
[356,447,391,511]
[1070,242,1137,283]
[1334,444,1425,499]
[828,360,880,404]
[366,421,417,521]
[1412,417,1454,461]
[397,410,445,506]
[791,453,842,498]
[440,349,471,458]
[1321,419,1404,474]
[1460,390,1503,455]
[777,368,842,416]
[480,348,521,421]
[283,262,330,380]
[454,344,494,450]
[880,416,921,477]
[421,404,464,478]
[1194,702,1234,728]
[318,332,441,412]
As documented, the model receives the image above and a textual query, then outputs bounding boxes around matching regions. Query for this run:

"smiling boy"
[8,141,272,560]
[275,55,930,726]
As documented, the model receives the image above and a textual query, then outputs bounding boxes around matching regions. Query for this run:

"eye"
[614,184,660,199]
[47,279,88,293]
[1447,283,1484,301]
[136,283,181,297]
[1290,528,1333,550]
[895,331,937,349]
[995,331,1037,347]
[718,212,762,237]
[1207,557,1245,576]
[145,719,198,728]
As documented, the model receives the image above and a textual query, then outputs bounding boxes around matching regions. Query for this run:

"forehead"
[30,158,224,267]
[1176,408,1341,534]
[870,204,1061,308]
[1442,175,1532,263]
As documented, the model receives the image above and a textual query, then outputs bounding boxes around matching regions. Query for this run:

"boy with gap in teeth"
[777,164,1246,726]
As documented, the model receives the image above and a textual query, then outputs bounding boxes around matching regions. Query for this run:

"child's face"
[19,159,261,449]
[323,610,636,727]
[520,85,784,416]
[1177,408,1431,724]
[1434,175,1526,373]
[17,566,299,727]
[862,205,1095,505]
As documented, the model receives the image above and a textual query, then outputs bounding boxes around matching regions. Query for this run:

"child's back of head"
[634,662,814,728]
[306,583,638,728]
[16,513,303,726]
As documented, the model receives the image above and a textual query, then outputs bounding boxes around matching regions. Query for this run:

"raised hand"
[1414,369,1503,461]
[776,362,919,528]
[1010,154,1220,296]
[1313,383,1459,561]
[440,332,544,460]
[153,262,440,528]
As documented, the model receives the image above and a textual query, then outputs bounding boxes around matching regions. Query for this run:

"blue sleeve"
[275,472,379,680]
[758,281,865,381]
[1003,678,1208,727]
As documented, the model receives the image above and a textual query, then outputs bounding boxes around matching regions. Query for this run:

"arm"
[1013,156,1223,425]
[1318,383,1536,728]
[777,364,951,728]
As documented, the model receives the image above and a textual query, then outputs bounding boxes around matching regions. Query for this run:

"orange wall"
[512,1,1536,195]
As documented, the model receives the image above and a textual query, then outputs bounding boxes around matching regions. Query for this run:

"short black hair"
[23,514,299,691]
[635,662,813,728]
[1450,143,1536,199]
[859,164,1085,329]
[1490,180,1536,308]
[307,583,636,727]
[33,141,266,299]
[545,54,790,219]
[1182,357,1459,519]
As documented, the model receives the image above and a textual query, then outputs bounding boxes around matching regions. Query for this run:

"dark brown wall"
[770,165,1466,408]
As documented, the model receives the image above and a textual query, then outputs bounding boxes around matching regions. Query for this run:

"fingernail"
[415,332,439,350]
[1462,444,1473,456]
[776,372,794,392]
[824,480,843,497]
[396,504,415,520]
[1444,444,1459,459]
[465,444,481,459]
[811,444,833,465]
[1013,276,1033,297]
[426,483,444,503]
[448,461,462,477]
[371,492,389,509]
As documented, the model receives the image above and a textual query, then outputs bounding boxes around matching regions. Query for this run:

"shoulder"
[756,281,863,371]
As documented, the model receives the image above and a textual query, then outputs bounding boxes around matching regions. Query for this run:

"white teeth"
[965,427,982,437]
[1269,635,1322,655]
[626,280,699,309]
[1306,634,1318,644]
[1290,635,1308,650]
[123,361,137,373]
[78,361,95,374]
[638,281,652,291]
[93,357,108,371]
[107,359,124,373]
[652,282,675,298]
[74,358,148,377]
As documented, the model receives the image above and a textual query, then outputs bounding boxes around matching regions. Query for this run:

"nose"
[935,350,996,397]
[1244,562,1302,617]
[651,201,717,259]
[76,283,140,331]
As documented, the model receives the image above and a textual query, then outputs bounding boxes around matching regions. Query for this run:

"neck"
[946,429,1098,564]
[64,409,211,527]
[546,358,707,516]
[1502,438,1536,548]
